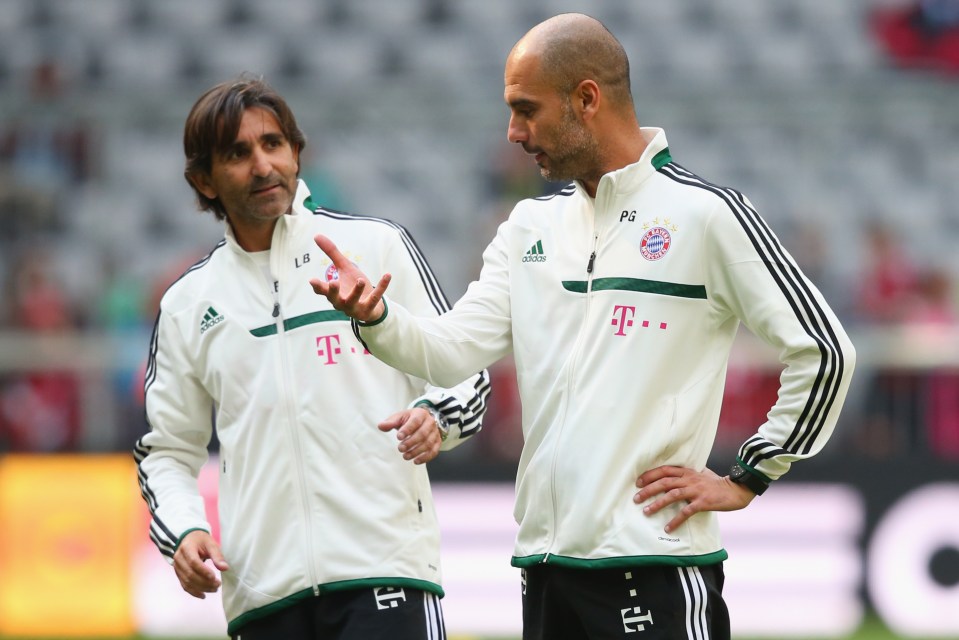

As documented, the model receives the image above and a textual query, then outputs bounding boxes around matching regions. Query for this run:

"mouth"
[251,183,281,196]
[523,146,544,162]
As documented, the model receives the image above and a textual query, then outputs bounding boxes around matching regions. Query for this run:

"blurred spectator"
[905,266,959,325]
[853,374,923,459]
[855,265,959,459]
[846,222,919,457]
[0,59,98,246]
[905,268,959,458]
[95,251,151,448]
[925,367,959,458]
[0,58,95,182]
[96,252,149,333]
[850,222,919,457]
[871,0,959,74]
[0,252,82,452]
[852,221,920,325]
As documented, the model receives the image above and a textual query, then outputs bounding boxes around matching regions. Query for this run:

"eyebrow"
[222,131,286,155]
[507,98,537,110]
[261,132,285,144]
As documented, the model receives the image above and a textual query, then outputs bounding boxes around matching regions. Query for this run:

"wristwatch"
[729,462,769,496]
[420,405,450,442]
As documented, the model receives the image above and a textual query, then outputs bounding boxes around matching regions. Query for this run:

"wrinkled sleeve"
[704,194,856,483]
[133,306,213,562]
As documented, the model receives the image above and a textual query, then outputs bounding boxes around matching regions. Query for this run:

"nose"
[251,147,272,177]
[507,114,527,145]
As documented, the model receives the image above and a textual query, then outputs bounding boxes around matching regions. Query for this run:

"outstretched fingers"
[362,273,391,314]
[309,276,333,297]
[310,234,391,322]
[314,234,350,269]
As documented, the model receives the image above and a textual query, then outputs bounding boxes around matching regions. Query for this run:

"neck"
[230,218,278,252]
[581,128,649,198]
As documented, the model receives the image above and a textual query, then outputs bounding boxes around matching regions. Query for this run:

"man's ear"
[574,79,601,122]
[188,171,217,200]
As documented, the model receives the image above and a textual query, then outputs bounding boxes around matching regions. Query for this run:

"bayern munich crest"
[640,226,672,261]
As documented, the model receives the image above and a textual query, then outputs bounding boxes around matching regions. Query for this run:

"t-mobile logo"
[374,587,407,610]
[316,334,342,364]
[611,305,668,336]
[316,334,371,365]
[612,305,636,336]
[621,606,654,632]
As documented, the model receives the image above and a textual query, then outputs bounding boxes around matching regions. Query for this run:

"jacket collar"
[292,178,314,216]
[577,127,671,201]
[222,179,311,252]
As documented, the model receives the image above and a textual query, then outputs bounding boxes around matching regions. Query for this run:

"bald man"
[311,13,855,640]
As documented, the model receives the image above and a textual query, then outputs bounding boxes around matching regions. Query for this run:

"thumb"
[377,411,409,432]
[207,542,230,572]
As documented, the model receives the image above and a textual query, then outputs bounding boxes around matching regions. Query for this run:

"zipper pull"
[272,302,280,318]
[586,251,596,274]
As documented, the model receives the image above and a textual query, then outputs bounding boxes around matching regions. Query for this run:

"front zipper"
[543,231,600,562]
[272,296,320,595]
[265,224,322,597]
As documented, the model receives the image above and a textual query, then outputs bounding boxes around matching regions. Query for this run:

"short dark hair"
[183,74,307,220]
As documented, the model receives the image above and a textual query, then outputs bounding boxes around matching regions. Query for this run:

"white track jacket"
[135,181,490,633]
[354,128,855,570]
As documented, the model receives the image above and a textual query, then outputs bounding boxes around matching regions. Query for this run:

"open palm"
[309,233,392,323]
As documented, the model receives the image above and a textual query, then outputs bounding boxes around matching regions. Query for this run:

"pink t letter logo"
[316,334,342,365]
[611,305,636,336]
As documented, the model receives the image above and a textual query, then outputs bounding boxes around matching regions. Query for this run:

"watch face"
[730,464,746,480]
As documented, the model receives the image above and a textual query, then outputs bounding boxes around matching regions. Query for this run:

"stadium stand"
[1,0,957,461]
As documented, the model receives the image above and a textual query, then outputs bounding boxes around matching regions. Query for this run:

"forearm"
[741,327,856,480]
[358,296,511,388]
[412,367,492,450]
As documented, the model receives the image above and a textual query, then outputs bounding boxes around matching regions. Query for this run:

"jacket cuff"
[356,298,389,327]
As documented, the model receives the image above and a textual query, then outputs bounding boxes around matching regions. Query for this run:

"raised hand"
[309,234,392,323]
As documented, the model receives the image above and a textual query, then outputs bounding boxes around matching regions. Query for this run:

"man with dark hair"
[310,14,856,640]
[134,74,490,640]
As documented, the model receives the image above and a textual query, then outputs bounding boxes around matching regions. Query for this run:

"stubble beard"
[537,103,600,184]
[237,179,295,223]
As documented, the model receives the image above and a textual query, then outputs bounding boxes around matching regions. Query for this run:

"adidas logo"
[522,239,547,263]
[200,306,224,334]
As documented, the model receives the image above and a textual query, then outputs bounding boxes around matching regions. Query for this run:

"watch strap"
[729,462,769,496]
[415,402,450,442]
